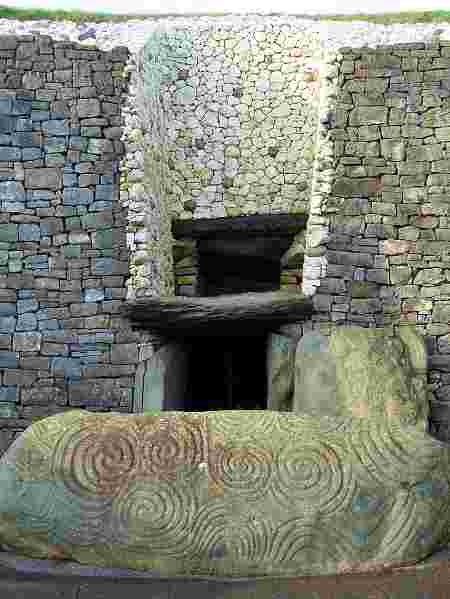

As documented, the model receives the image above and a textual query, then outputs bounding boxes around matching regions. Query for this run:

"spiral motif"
[377,489,422,559]
[269,519,360,570]
[107,477,198,555]
[207,442,273,501]
[187,499,230,569]
[14,410,91,481]
[227,509,274,566]
[347,418,444,487]
[206,410,279,440]
[271,439,356,516]
[139,413,207,481]
[50,420,141,502]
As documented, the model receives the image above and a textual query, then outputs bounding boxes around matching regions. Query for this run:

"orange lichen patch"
[47,544,68,560]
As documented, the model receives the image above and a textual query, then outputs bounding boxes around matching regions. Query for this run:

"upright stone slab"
[0,409,449,577]
[293,325,429,431]
[266,332,297,412]
[142,343,189,411]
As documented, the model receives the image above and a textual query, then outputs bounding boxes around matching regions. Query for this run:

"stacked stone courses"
[301,39,450,441]
[0,33,152,454]
[1,20,450,453]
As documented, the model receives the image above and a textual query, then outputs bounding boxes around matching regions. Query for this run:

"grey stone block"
[31,111,50,121]
[84,288,105,303]
[16,117,32,132]
[0,182,25,205]
[24,255,48,271]
[93,257,112,274]
[89,201,112,211]
[13,332,42,352]
[0,304,16,316]
[16,314,37,331]
[69,136,88,151]
[0,147,21,161]
[26,200,49,208]
[0,351,17,368]
[41,120,71,136]
[10,98,32,116]
[77,99,101,118]
[0,402,18,417]
[17,290,33,299]
[22,148,42,160]
[38,319,60,331]
[51,357,81,381]
[0,37,18,51]
[17,300,39,314]
[0,386,17,402]
[0,116,16,134]
[0,318,16,334]
[11,132,42,147]
[63,188,94,206]
[0,224,17,242]
[95,184,114,200]
[24,168,61,190]
[18,224,41,242]
[63,173,78,186]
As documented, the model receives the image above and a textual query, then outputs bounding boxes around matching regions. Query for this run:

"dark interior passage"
[198,236,293,296]
[184,335,267,411]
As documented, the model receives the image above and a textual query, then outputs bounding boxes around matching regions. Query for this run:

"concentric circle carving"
[206,410,279,439]
[50,421,141,501]
[347,418,444,487]
[271,439,355,516]
[139,413,207,480]
[208,442,273,501]
[107,477,198,555]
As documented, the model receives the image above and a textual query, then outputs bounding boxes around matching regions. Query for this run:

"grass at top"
[1,6,450,26]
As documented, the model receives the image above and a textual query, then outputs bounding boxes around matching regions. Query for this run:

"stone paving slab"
[0,548,450,599]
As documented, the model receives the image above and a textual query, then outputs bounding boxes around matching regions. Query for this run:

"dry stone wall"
[127,22,324,297]
[1,19,450,453]
[0,33,158,454]
[298,39,450,441]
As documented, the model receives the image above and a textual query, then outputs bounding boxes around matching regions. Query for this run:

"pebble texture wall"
[299,39,450,441]
[126,22,324,297]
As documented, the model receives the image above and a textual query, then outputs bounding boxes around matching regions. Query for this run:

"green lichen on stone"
[191,167,209,186]
[141,29,193,99]
[1,405,450,577]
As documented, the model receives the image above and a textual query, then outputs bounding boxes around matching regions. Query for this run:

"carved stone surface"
[293,326,430,431]
[0,408,449,577]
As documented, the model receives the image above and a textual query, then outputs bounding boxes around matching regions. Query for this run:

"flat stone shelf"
[122,290,314,336]
[172,213,307,239]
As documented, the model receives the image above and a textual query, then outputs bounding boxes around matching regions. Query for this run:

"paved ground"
[0,547,450,598]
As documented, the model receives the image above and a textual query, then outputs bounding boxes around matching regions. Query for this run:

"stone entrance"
[131,214,309,414]
[183,334,267,411]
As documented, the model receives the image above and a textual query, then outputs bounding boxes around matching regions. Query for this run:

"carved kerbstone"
[0,407,449,577]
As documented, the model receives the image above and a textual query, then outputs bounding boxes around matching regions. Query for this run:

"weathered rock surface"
[293,325,430,430]
[266,332,296,412]
[0,407,449,577]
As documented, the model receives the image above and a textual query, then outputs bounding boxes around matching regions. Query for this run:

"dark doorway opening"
[183,334,267,411]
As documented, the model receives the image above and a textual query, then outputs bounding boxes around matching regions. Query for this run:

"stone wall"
[298,39,450,441]
[0,33,157,454]
[2,22,450,455]
[126,22,324,298]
